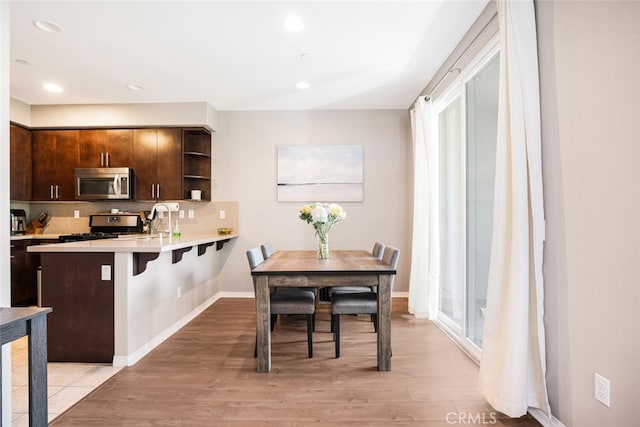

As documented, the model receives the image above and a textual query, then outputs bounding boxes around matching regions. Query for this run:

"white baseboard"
[217,291,254,298]
[529,407,565,427]
[113,293,221,367]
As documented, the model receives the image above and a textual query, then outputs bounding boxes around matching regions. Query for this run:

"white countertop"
[27,233,237,253]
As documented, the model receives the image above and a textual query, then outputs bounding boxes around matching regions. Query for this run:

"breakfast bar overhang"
[29,233,237,367]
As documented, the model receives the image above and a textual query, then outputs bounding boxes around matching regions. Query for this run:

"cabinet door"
[55,130,80,200]
[106,129,133,167]
[10,124,32,201]
[133,129,158,200]
[41,252,114,363]
[31,131,58,200]
[78,130,107,168]
[32,130,79,200]
[156,128,182,200]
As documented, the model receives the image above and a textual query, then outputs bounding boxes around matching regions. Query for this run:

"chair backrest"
[261,243,274,259]
[372,241,385,259]
[246,247,265,270]
[381,245,400,290]
[382,245,400,269]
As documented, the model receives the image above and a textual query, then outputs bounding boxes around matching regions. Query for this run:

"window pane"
[465,53,500,348]
[439,97,464,328]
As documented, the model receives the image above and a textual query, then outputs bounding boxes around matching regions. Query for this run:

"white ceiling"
[10,0,489,111]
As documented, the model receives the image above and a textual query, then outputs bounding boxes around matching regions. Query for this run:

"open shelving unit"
[182,128,212,201]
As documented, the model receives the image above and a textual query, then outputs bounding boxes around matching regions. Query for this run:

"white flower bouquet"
[299,203,346,258]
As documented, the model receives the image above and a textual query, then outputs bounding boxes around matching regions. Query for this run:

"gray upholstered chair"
[247,247,316,358]
[262,243,318,299]
[327,242,385,299]
[260,243,274,259]
[330,245,399,358]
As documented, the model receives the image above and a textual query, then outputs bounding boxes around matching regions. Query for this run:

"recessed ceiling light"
[33,19,64,33]
[283,15,304,33]
[296,81,310,90]
[15,59,29,65]
[43,83,63,93]
[127,84,144,91]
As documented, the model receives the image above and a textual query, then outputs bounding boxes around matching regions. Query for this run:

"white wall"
[212,110,411,294]
[537,1,640,425]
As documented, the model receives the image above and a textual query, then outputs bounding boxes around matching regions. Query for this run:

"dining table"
[250,249,397,372]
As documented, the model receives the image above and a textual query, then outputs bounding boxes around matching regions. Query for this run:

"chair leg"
[254,335,257,358]
[372,314,378,333]
[312,314,316,332]
[270,314,277,332]
[307,314,313,358]
[330,315,334,334]
[334,314,340,358]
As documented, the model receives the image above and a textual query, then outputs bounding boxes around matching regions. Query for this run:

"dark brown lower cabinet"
[10,240,37,306]
[40,252,114,363]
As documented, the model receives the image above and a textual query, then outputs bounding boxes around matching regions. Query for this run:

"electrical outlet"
[179,210,185,219]
[177,287,182,298]
[219,210,226,219]
[595,373,611,407]
[74,210,80,218]
[101,265,111,281]
[188,209,195,219]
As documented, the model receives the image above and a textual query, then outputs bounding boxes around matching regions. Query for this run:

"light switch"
[188,209,195,219]
[179,210,185,219]
[219,210,226,219]
[101,265,111,281]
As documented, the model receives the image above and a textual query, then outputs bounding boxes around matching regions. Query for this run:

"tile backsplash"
[9,200,239,236]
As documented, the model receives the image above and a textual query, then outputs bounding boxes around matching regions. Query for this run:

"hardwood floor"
[51,298,540,426]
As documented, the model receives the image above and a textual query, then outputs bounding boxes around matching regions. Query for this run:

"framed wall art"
[277,145,363,202]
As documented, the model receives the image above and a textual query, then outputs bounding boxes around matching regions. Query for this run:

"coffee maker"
[10,209,27,235]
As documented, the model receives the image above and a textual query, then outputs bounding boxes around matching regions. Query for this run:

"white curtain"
[479,0,550,418]
[408,97,439,319]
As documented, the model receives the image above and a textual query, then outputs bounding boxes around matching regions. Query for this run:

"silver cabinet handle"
[151,184,155,199]
[50,184,54,199]
[10,255,15,259]
[156,184,160,199]
[106,152,110,167]
[56,185,60,200]
[100,152,104,166]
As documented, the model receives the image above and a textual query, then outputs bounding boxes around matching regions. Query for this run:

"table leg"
[377,274,392,371]
[28,315,48,427]
[255,276,271,372]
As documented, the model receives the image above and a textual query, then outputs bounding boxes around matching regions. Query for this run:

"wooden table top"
[251,250,396,275]
[0,306,52,328]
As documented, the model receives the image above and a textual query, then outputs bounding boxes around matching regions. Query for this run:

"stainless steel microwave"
[75,167,133,200]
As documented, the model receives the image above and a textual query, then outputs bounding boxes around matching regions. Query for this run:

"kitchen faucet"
[148,202,180,237]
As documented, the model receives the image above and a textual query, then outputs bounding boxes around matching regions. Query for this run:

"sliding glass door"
[465,54,499,349]
[435,45,499,355]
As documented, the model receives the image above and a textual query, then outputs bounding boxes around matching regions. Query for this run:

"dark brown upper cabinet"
[78,129,133,168]
[31,130,80,201]
[132,128,182,201]
[10,124,33,201]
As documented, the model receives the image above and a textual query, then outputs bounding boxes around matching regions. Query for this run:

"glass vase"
[317,233,330,259]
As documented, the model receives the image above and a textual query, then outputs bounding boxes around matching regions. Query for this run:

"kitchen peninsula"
[28,232,237,367]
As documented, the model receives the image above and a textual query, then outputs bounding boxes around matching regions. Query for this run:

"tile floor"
[10,336,122,425]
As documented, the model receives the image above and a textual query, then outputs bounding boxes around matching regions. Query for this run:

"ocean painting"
[277,145,364,202]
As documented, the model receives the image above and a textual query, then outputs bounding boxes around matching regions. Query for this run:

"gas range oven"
[58,213,145,243]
